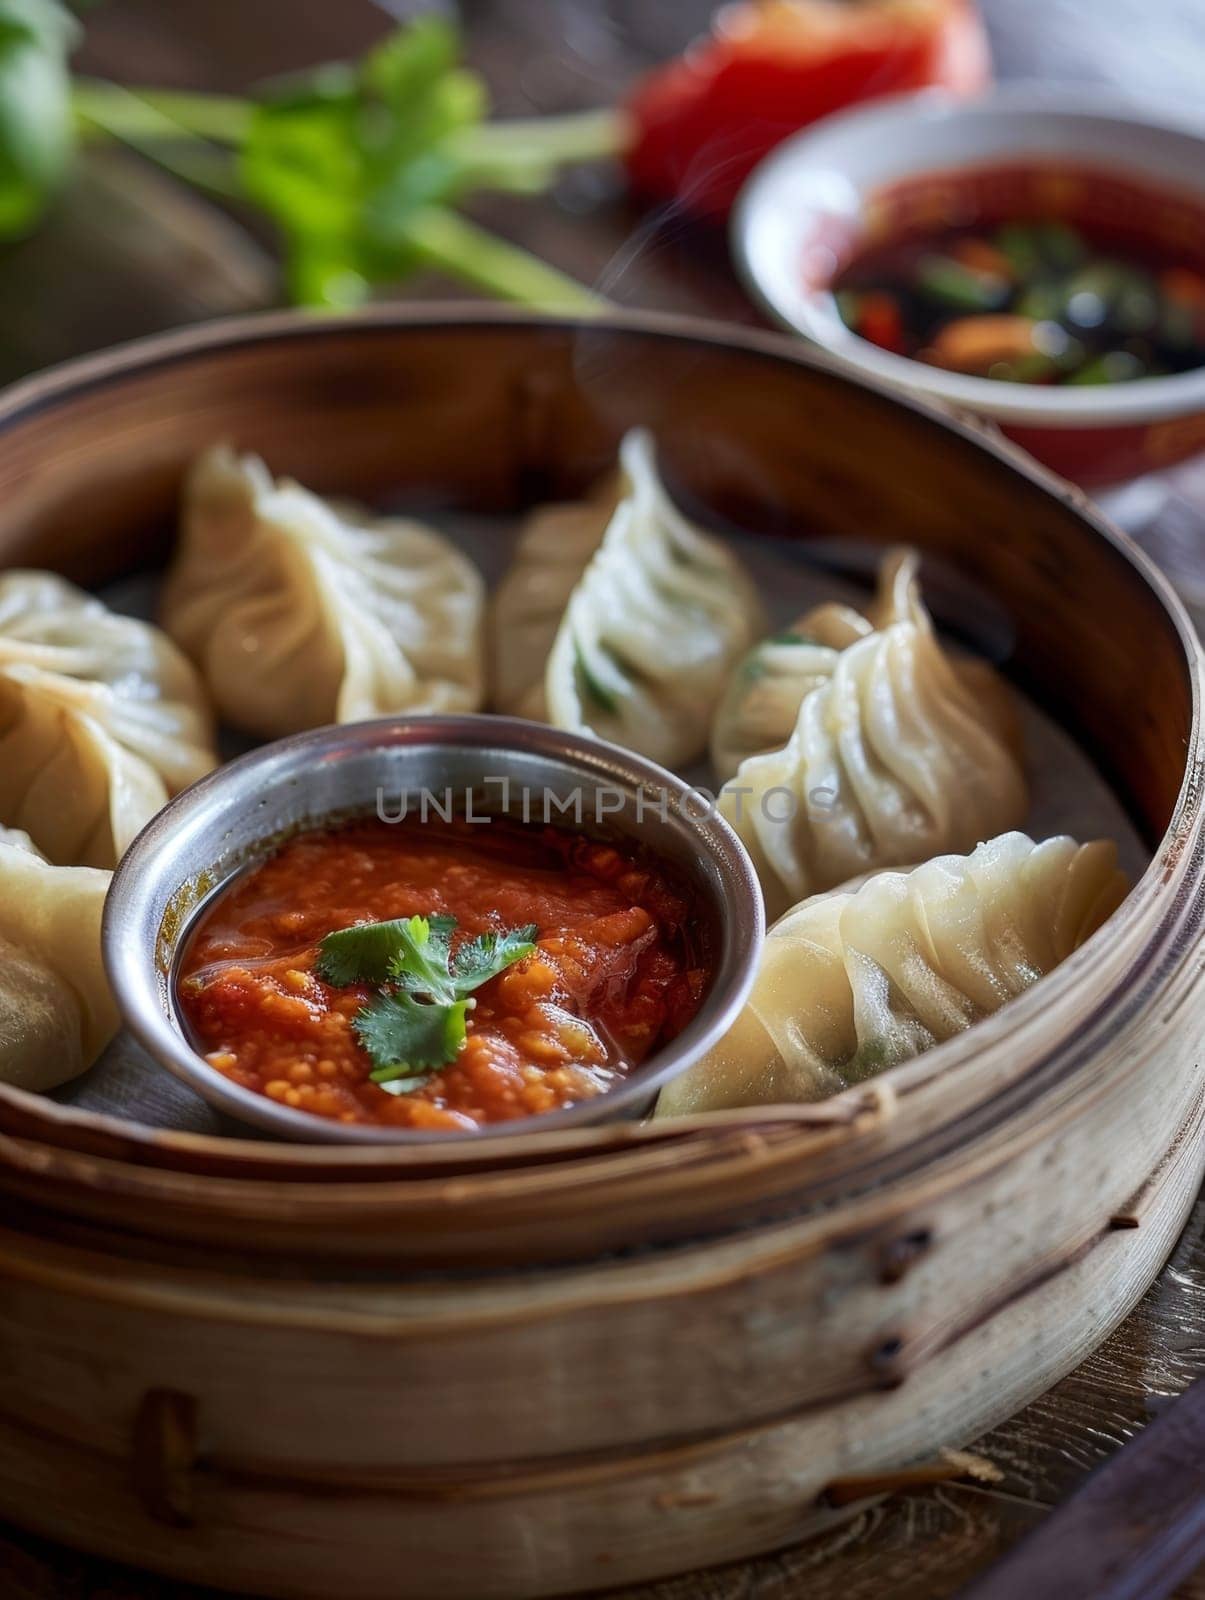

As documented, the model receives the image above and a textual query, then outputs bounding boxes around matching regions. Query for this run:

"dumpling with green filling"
[490,470,621,723]
[656,832,1127,1117]
[711,547,1019,783]
[718,557,1026,919]
[492,429,765,767]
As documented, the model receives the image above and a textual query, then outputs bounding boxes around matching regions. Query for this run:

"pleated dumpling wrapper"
[491,429,766,768]
[657,833,1128,1117]
[718,557,1026,919]
[162,448,486,739]
[0,828,117,1092]
[710,546,1018,783]
[0,572,217,868]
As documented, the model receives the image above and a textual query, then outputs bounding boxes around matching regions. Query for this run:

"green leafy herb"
[69,16,621,310]
[0,0,79,237]
[314,913,455,988]
[356,993,470,1080]
[383,913,461,1002]
[239,18,481,306]
[452,925,539,990]
[316,912,537,1092]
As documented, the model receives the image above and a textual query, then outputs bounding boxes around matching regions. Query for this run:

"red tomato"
[625,0,991,220]
[857,291,906,354]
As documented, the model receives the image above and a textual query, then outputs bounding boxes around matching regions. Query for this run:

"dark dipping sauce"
[175,817,713,1132]
[833,219,1205,385]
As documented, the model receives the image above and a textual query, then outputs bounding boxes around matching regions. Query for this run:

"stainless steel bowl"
[102,714,765,1145]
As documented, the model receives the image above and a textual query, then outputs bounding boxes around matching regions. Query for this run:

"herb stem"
[449,108,630,183]
[72,81,242,199]
[395,205,607,312]
[72,79,253,145]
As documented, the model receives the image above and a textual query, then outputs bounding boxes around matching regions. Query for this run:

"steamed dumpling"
[718,566,1026,918]
[492,429,765,767]
[0,572,217,867]
[162,448,485,739]
[490,472,621,721]
[711,631,843,788]
[0,828,116,1091]
[711,548,1019,782]
[657,833,1127,1116]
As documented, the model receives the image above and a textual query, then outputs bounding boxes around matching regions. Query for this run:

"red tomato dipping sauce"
[175,817,713,1132]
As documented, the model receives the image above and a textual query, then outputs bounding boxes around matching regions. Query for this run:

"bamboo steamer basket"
[0,309,1200,1599]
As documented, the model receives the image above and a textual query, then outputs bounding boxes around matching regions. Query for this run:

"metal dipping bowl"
[102,713,765,1145]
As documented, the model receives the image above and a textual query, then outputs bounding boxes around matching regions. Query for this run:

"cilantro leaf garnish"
[315,913,537,1093]
[314,914,452,987]
[452,924,538,990]
[383,915,459,1003]
[356,994,470,1079]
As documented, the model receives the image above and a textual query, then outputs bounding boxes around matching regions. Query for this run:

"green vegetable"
[991,351,1057,384]
[1111,271,1159,336]
[451,925,541,992]
[314,913,456,987]
[994,223,1042,281]
[845,1037,893,1081]
[1035,220,1086,270]
[1015,281,1063,322]
[357,993,471,1081]
[239,19,616,308]
[1068,350,1146,385]
[69,16,622,309]
[316,912,537,1089]
[915,254,1010,312]
[384,913,463,1002]
[396,205,604,311]
[573,637,624,713]
[0,0,78,236]
[240,19,470,305]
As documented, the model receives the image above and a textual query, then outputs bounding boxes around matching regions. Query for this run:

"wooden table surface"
[1,2,1202,1596]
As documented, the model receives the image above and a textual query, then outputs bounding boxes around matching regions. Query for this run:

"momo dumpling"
[711,548,1018,782]
[710,630,842,787]
[0,572,217,868]
[545,431,766,765]
[492,429,765,767]
[162,448,485,739]
[718,568,1026,918]
[657,833,1127,1117]
[711,547,925,783]
[0,828,116,1091]
[490,473,620,720]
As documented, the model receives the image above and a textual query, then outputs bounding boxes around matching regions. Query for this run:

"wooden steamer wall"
[0,312,1200,1598]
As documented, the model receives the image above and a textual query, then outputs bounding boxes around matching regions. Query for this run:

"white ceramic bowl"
[732,84,1205,485]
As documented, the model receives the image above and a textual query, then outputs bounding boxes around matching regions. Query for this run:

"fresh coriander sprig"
[316,913,537,1094]
[12,8,623,310]
[450,925,541,991]
[312,913,456,988]
[353,993,471,1091]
